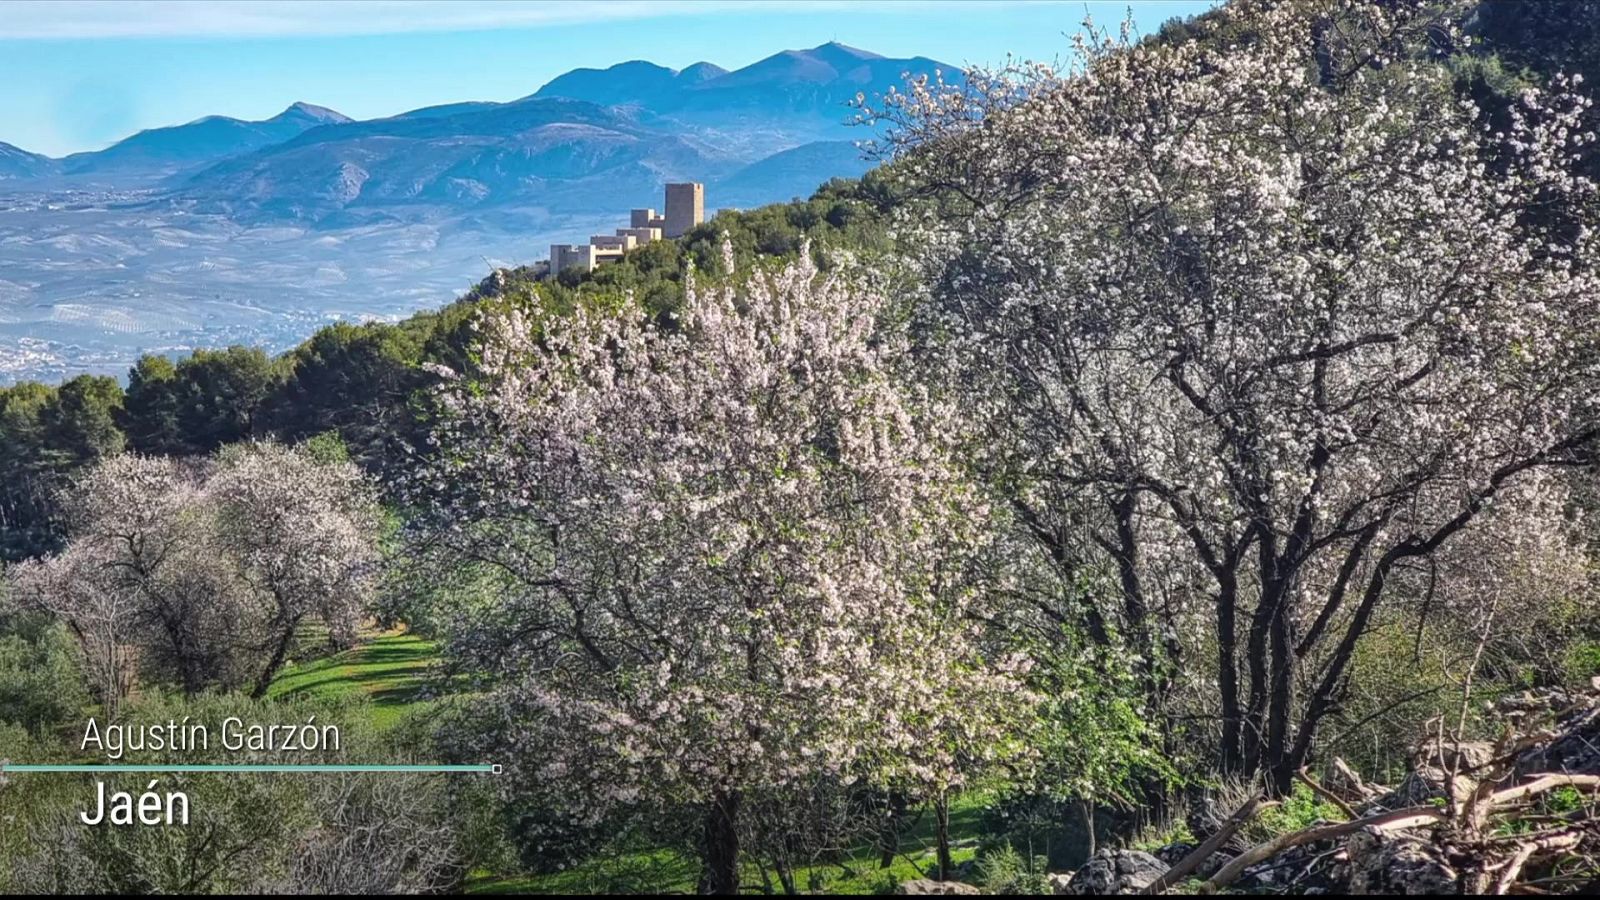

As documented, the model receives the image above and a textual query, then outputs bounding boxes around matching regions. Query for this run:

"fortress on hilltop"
[548,182,705,276]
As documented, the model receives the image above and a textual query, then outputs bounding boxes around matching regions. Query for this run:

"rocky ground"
[899,681,1600,895]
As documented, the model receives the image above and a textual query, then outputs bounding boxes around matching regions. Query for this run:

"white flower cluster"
[414,244,1039,825]
[866,0,1600,784]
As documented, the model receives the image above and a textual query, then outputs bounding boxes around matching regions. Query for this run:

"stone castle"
[549,182,704,275]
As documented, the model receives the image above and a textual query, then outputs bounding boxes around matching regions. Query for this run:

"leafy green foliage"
[0,376,124,559]
[974,842,1051,895]
[1545,785,1587,817]
[1256,784,1348,837]
[42,375,125,466]
[0,604,88,735]
[1564,642,1600,684]
[1470,0,1600,88]
[1020,626,1179,807]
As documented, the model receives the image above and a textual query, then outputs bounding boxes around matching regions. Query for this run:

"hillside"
[713,139,874,206]
[0,142,58,180]
[58,102,352,181]
[0,167,903,555]
[171,97,721,222]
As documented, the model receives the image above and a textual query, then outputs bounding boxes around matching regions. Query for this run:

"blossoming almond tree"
[10,455,218,703]
[868,0,1600,793]
[412,247,1034,893]
[9,444,380,700]
[209,442,382,697]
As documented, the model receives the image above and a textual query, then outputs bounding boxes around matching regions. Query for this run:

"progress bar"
[1,764,500,774]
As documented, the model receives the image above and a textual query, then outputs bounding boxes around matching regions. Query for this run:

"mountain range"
[1,43,951,221]
[0,141,57,180]
[63,102,353,180]
[0,42,953,384]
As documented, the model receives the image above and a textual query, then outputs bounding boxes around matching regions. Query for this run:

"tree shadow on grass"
[358,645,433,661]
[271,634,437,708]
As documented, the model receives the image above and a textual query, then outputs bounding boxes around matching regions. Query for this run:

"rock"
[1496,686,1578,719]
[1234,842,1346,893]
[1184,792,1255,854]
[1365,771,1446,814]
[1345,828,1457,895]
[1327,756,1380,803]
[1516,702,1600,778]
[1405,737,1493,803]
[1047,871,1075,894]
[1152,841,1192,866]
[1152,841,1232,880]
[1412,736,1494,774]
[1186,800,1234,849]
[895,879,981,895]
[1062,849,1168,895]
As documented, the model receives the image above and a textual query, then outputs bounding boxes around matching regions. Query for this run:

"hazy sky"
[0,1,1214,157]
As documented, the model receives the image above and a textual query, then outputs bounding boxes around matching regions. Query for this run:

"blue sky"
[0,1,1214,158]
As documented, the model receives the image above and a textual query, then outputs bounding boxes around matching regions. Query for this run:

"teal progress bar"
[2,764,499,774]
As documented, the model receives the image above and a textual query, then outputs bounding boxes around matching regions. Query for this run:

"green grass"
[267,633,996,895]
[267,630,438,730]
[465,795,988,895]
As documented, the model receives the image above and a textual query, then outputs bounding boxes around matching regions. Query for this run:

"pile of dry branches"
[1146,687,1600,895]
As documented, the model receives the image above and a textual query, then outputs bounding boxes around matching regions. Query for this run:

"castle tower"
[663,182,704,239]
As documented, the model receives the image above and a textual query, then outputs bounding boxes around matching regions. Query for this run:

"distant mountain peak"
[532,43,954,111]
[55,100,356,179]
[530,60,681,106]
[810,41,885,60]
[765,42,886,68]
[275,102,352,124]
[677,61,729,82]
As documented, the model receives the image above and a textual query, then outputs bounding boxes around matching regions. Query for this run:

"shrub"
[1256,784,1347,839]
[974,842,1050,894]
[0,614,87,734]
[0,692,464,894]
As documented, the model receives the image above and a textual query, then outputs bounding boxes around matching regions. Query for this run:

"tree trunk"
[1265,596,1297,796]
[934,792,953,881]
[700,790,741,895]
[250,619,299,699]
[1289,556,1399,774]
[1216,570,1243,774]
[1081,798,1096,858]
[776,859,797,896]
[879,790,907,868]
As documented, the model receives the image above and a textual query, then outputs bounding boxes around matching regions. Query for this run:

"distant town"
[545,182,705,276]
